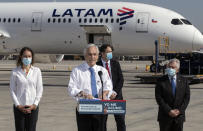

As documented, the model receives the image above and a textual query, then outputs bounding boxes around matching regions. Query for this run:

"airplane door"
[93,34,112,47]
[136,12,149,33]
[31,12,43,31]
[81,25,112,47]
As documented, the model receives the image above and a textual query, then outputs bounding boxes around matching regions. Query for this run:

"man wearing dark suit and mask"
[97,44,125,131]
[155,58,190,131]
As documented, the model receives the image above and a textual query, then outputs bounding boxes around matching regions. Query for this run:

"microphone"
[98,71,104,100]
[98,71,103,77]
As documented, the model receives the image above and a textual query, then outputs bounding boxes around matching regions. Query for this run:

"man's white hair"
[83,44,99,56]
[169,58,180,69]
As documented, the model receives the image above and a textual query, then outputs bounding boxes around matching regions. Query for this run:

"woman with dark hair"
[9,47,43,131]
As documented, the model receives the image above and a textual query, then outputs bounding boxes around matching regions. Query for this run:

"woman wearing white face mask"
[9,47,43,131]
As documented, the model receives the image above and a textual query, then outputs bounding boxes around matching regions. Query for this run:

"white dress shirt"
[68,62,113,101]
[169,75,177,84]
[9,66,43,106]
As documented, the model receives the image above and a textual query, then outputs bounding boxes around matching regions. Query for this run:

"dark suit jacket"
[155,74,190,122]
[97,59,124,100]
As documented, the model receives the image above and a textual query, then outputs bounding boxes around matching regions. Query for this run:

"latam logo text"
[52,9,113,17]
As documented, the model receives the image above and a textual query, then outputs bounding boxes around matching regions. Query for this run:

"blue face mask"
[106,52,113,60]
[165,68,176,77]
[22,58,32,66]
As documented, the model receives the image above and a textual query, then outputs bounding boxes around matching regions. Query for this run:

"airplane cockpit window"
[171,19,183,25]
[181,19,192,25]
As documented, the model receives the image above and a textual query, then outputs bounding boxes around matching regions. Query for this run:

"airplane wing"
[0,30,10,39]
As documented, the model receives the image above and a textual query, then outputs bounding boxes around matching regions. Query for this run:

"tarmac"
[0,60,203,131]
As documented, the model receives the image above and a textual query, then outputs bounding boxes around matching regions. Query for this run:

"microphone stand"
[98,71,104,131]
[101,77,104,100]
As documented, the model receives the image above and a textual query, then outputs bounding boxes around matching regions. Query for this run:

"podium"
[78,99,126,114]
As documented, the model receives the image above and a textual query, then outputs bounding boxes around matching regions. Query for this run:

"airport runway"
[0,60,203,131]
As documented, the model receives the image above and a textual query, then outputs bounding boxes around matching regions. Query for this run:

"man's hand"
[104,107,108,114]
[76,91,94,99]
[174,109,180,116]
[99,90,109,100]
[84,94,94,99]
[110,92,117,100]
[169,109,180,118]
[99,94,107,100]
[169,110,176,117]
[76,91,85,97]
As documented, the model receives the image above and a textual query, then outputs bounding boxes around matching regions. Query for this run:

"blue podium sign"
[79,99,126,114]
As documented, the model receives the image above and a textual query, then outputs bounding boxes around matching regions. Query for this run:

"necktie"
[105,62,110,76]
[171,77,176,96]
[89,67,98,98]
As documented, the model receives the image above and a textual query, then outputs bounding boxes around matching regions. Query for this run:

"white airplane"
[0,2,202,62]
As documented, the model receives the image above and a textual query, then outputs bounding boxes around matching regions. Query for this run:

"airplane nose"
[193,30,203,51]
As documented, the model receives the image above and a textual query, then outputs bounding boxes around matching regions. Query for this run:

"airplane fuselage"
[0,2,202,55]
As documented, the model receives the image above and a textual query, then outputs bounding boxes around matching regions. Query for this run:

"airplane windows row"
[47,18,120,24]
[0,18,21,23]
[78,18,120,24]
[48,18,72,23]
[181,19,192,25]
[171,18,192,25]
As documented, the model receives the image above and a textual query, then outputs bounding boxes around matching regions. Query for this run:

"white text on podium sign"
[79,104,102,113]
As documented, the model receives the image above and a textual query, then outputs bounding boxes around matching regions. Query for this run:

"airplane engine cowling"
[49,54,64,63]
[35,54,64,63]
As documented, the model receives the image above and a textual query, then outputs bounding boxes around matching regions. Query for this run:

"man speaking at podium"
[68,44,113,131]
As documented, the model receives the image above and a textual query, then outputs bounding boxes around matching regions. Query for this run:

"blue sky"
[0,0,202,32]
